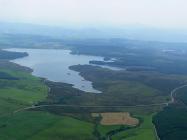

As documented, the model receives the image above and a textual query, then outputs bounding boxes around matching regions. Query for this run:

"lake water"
[5,48,120,93]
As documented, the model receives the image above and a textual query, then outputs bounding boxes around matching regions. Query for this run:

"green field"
[0,67,47,116]
[0,111,96,140]
[112,115,157,140]
[0,110,158,140]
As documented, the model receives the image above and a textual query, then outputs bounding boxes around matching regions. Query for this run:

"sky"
[0,0,187,29]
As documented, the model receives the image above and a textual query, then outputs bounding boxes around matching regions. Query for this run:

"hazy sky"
[0,0,187,29]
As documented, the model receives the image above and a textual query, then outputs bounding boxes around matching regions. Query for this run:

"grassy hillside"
[0,68,47,109]
[0,65,97,140]
[0,59,47,115]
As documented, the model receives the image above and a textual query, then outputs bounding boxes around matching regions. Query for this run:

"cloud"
[0,0,187,29]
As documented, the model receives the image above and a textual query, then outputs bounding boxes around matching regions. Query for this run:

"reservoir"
[6,48,106,93]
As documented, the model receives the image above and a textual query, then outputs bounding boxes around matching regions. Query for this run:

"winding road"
[167,84,187,105]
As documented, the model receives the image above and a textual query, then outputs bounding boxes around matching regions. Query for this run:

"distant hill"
[0,22,187,43]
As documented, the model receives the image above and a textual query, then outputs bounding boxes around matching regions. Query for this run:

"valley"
[0,35,187,140]
[0,0,186,139]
